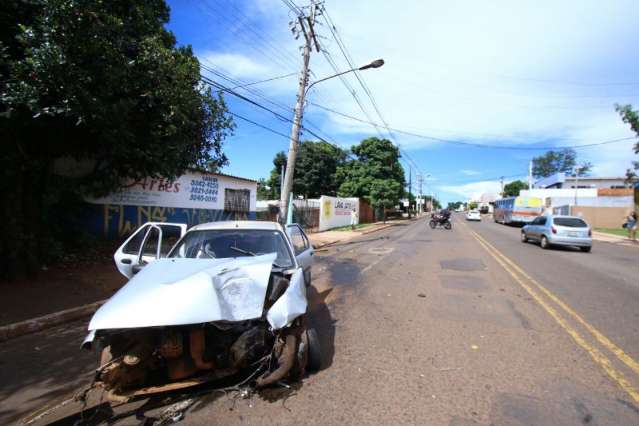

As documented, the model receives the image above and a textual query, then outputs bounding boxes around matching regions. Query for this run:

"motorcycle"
[429,214,452,230]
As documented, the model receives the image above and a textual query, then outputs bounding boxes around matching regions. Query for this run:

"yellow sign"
[515,197,542,208]
[323,199,332,218]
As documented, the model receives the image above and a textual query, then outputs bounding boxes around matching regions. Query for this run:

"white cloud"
[308,0,639,150]
[439,180,503,201]
[460,169,481,176]
[198,51,271,80]
[209,1,639,179]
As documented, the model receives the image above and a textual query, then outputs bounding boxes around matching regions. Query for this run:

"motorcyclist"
[436,208,451,224]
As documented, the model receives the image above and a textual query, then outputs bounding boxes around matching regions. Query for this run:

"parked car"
[466,210,481,221]
[521,215,592,252]
[83,220,318,402]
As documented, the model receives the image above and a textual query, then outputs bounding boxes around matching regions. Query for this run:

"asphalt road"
[2,216,639,425]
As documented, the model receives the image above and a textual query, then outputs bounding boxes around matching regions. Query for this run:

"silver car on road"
[521,215,592,252]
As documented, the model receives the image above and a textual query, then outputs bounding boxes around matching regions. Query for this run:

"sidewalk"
[592,231,639,248]
[308,217,419,248]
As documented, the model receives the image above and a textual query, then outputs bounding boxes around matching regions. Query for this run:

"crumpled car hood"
[88,253,300,331]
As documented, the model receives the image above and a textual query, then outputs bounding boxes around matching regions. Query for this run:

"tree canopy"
[0,0,234,278]
[616,104,639,185]
[447,201,463,210]
[503,180,529,197]
[264,141,347,200]
[531,149,590,179]
[337,137,405,213]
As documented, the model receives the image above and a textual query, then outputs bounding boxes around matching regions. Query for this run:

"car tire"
[580,246,592,253]
[540,236,550,249]
[521,232,528,243]
[306,327,322,372]
[304,270,312,287]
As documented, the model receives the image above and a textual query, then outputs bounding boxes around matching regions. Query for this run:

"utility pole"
[279,2,319,223]
[417,173,423,215]
[574,167,579,207]
[528,160,533,190]
[500,176,505,198]
[408,166,412,219]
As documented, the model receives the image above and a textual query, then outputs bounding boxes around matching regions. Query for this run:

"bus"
[493,196,544,224]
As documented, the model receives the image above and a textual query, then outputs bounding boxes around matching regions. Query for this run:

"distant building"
[534,172,637,189]
[469,192,498,213]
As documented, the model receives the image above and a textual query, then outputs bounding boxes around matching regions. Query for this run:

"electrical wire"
[229,72,298,90]
[201,75,357,160]
[308,101,636,150]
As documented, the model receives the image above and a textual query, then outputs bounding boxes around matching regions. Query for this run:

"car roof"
[548,215,587,220]
[189,220,285,232]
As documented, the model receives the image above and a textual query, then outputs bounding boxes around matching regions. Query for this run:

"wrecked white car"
[82,221,318,402]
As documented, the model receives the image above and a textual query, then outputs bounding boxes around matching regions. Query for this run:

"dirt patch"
[0,242,126,326]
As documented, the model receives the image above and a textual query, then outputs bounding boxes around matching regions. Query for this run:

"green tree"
[615,104,639,185]
[336,137,405,221]
[503,180,529,197]
[0,0,234,278]
[265,141,347,200]
[256,178,271,200]
[468,201,479,210]
[264,152,288,200]
[447,201,463,210]
[532,149,590,178]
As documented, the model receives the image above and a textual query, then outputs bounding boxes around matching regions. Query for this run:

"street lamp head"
[359,59,385,70]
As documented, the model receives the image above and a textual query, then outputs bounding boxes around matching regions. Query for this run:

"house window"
[224,188,250,213]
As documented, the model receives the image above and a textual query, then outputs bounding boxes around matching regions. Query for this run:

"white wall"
[521,188,598,199]
[88,172,257,211]
[319,196,359,231]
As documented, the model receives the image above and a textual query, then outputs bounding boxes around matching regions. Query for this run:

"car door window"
[288,225,309,255]
[538,217,547,226]
[122,225,150,254]
[141,227,161,257]
[158,225,183,257]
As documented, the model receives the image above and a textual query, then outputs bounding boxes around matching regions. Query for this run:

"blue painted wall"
[84,203,256,239]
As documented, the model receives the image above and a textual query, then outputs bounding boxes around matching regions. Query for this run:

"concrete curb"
[361,223,394,235]
[0,299,106,343]
[312,218,418,248]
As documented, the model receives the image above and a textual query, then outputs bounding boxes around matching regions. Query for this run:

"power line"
[228,111,292,140]
[200,75,357,161]
[229,72,297,90]
[200,63,341,147]
[308,101,636,150]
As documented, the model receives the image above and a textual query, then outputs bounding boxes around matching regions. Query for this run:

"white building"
[534,172,637,190]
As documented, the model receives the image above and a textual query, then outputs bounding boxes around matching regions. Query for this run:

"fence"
[293,199,321,232]
[359,199,375,223]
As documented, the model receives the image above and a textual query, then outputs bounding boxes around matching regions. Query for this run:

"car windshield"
[553,217,588,228]
[168,229,295,268]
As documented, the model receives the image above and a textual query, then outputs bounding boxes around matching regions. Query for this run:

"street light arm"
[305,59,384,93]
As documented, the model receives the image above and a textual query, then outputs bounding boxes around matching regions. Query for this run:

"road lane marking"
[471,229,639,378]
[361,253,389,274]
[469,230,639,403]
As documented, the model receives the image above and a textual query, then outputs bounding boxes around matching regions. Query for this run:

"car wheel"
[521,232,528,243]
[306,327,322,372]
[580,246,592,253]
[304,270,312,287]
[540,236,550,249]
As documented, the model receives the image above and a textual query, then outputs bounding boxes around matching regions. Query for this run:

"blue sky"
[166,0,639,204]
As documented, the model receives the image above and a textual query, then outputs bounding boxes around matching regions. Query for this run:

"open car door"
[113,222,187,279]
[286,224,314,286]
